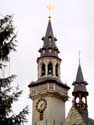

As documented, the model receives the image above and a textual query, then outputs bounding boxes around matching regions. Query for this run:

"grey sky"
[0,0,94,124]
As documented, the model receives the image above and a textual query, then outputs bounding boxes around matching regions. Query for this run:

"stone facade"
[29,82,69,125]
[65,106,86,125]
[37,56,61,79]
[28,18,70,125]
[28,16,94,125]
[32,96,65,125]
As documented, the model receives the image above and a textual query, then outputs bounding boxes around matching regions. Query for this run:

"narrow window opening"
[41,63,45,76]
[61,122,63,125]
[82,97,85,103]
[40,112,43,121]
[46,119,47,125]
[76,97,80,103]
[48,62,53,75]
[35,121,36,125]
[55,63,59,76]
[48,36,52,42]
[53,120,55,125]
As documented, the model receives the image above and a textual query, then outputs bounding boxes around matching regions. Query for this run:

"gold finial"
[48,16,51,20]
[47,0,55,19]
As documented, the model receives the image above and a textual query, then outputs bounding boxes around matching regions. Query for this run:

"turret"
[72,63,88,116]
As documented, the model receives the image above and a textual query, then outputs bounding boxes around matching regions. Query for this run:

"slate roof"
[78,109,94,125]
[39,18,60,57]
[72,64,88,95]
[28,76,70,90]
[88,118,94,125]
[76,63,84,82]
[75,106,94,125]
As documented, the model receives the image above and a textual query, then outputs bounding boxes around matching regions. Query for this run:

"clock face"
[36,98,47,112]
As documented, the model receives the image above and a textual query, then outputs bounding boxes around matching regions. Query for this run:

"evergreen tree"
[0,15,28,125]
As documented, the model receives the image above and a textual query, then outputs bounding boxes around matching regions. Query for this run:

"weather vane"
[47,0,55,19]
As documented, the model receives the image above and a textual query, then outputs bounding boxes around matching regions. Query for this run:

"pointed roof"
[72,64,88,95]
[42,18,57,49]
[76,64,84,82]
[45,18,54,40]
[73,64,88,85]
[39,18,60,57]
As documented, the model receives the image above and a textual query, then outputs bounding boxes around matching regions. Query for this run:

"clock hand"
[40,103,44,109]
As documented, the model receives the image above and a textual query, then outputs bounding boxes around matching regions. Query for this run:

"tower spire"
[79,50,81,65]
[75,64,84,82]
[72,63,88,113]
[39,16,60,57]
[28,6,70,125]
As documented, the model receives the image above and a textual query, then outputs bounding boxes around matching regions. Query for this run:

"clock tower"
[28,17,70,125]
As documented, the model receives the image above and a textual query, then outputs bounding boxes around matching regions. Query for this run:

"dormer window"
[42,50,45,54]
[49,37,52,41]
[48,36,52,42]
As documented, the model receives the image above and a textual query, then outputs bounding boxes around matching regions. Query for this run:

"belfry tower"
[72,63,89,118]
[28,17,70,125]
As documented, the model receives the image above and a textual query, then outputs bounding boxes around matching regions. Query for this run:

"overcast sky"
[0,0,94,124]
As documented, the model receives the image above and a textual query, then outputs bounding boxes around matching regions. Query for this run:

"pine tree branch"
[8,106,28,125]
[0,15,17,61]
[0,15,29,124]
[0,75,16,87]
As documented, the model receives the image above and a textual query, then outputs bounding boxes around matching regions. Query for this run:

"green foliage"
[0,15,28,125]
[0,15,16,61]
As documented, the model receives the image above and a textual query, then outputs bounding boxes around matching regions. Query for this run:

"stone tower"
[28,17,70,125]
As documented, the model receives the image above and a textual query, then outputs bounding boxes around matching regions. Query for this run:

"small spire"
[39,1,59,57]
[45,19,54,40]
[39,18,60,57]
[72,62,89,112]
[79,50,81,65]
[76,64,84,82]
[74,51,85,83]
[40,17,59,55]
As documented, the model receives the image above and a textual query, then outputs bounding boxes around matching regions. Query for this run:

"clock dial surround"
[36,98,47,112]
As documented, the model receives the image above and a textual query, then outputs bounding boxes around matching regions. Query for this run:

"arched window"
[82,97,85,103]
[41,63,45,76]
[48,62,53,75]
[55,63,59,76]
[76,97,80,103]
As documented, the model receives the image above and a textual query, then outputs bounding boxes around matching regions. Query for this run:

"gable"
[65,106,86,125]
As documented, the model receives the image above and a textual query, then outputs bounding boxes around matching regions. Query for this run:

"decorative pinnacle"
[48,16,51,20]
[79,50,81,65]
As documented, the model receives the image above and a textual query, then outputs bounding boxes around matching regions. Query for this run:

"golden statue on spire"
[47,0,55,19]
